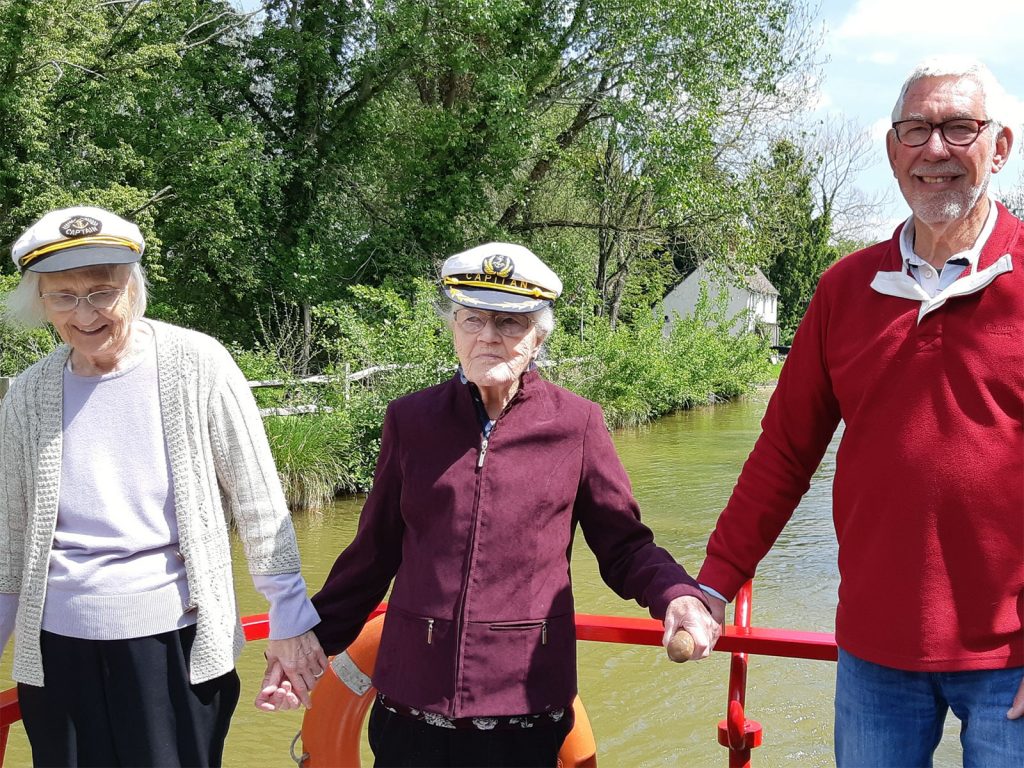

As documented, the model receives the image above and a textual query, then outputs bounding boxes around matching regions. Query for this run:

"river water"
[1,387,966,767]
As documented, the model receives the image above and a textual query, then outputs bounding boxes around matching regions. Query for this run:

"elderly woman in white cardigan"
[0,206,327,767]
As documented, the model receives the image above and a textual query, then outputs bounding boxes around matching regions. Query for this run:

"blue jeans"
[835,649,1024,767]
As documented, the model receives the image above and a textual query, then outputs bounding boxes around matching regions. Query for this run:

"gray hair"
[440,302,556,345]
[891,56,1016,136]
[3,263,148,329]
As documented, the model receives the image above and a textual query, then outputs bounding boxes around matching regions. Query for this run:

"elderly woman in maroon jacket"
[312,243,719,767]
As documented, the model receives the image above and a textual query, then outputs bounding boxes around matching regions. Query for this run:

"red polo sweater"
[699,203,1024,672]
[313,370,704,717]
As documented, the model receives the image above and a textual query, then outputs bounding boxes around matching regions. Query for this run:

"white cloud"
[859,51,898,66]
[836,1,1024,48]
[809,87,833,112]
[1002,94,1024,133]
[869,117,891,141]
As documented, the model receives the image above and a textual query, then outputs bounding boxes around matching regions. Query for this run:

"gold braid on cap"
[443,275,557,300]
[18,235,141,269]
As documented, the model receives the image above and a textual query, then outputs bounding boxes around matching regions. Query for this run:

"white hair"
[441,302,556,344]
[3,263,148,329]
[891,56,1016,135]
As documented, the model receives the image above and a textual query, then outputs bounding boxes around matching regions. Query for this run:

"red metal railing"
[0,583,836,766]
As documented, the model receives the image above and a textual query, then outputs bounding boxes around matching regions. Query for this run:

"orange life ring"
[294,614,597,767]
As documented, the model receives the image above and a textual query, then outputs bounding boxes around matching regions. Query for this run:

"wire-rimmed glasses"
[39,288,125,312]
[453,309,535,338]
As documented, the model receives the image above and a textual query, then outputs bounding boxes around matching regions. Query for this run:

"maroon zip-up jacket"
[312,370,705,718]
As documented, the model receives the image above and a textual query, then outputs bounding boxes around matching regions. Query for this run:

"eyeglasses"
[892,119,991,147]
[454,310,535,338]
[39,288,125,312]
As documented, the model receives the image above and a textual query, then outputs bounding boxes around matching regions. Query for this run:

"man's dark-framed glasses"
[892,119,991,147]
[454,309,535,338]
[39,288,125,312]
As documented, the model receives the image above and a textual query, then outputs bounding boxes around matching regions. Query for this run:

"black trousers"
[18,626,240,768]
[367,698,573,768]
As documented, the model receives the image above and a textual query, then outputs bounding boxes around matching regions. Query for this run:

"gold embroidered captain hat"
[11,206,144,273]
[441,242,563,313]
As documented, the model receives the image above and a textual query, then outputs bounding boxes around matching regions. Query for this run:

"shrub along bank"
[2,278,771,511]
[238,282,773,510]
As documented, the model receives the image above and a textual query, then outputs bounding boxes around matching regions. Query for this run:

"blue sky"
[814,0,1024,238]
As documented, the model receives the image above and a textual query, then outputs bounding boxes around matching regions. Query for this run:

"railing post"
[718,580,763,767]
[0,685,22,768]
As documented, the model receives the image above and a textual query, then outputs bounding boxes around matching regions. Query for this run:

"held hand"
[255,660,300,712]
[662,595,721,662]
[1008,672,1024,720]
[260,630,329,710]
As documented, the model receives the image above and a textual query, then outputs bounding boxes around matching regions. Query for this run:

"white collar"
[872,201,1012,323]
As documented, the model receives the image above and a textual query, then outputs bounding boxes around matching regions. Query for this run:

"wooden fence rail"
[0,358,581,411]
[250,359,580,417]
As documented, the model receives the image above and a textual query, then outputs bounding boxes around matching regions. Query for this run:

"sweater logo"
[983,322,1014,335]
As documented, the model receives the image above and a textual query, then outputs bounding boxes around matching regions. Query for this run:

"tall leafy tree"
[0,0,272,341]
[754,139,839,342]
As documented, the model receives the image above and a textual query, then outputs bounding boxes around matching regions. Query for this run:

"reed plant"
[263,413,360,512]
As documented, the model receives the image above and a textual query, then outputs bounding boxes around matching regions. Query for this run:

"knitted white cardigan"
[0,320,302,685]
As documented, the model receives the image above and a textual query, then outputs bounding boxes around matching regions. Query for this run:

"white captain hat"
[441,242,562,313]
[11,205,144,273]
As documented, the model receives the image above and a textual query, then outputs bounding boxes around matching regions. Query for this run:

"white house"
[662,264,780,345]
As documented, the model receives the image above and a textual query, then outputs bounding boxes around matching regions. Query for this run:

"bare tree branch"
[25,59,106,81]
[128,185,175,217]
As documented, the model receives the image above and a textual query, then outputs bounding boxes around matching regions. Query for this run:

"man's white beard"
[910,172,989,225]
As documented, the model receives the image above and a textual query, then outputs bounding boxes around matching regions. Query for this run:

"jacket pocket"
[375,605,456,713]
[461,612,576,715]
[489,619,548,645]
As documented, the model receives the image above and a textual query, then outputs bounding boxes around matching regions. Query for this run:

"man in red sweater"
[698,56,1023,766]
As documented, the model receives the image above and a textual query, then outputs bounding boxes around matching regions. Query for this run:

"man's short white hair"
[891,56,1017,135]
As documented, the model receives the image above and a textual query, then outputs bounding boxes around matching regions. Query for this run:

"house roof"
[668,263,780,297]
[743,266,779,296]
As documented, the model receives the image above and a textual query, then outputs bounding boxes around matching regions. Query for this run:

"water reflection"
[0,388,965,767]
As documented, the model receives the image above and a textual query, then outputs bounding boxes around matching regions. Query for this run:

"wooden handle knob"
[667,630,695,662]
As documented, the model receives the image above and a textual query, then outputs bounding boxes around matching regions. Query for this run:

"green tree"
[0,0,272,341]
[239,0,815,307]
[753,139,839,342]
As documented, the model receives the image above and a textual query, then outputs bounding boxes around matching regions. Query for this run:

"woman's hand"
[255,630,329,711]
[661,595,722,661]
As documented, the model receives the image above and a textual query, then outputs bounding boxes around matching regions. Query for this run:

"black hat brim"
[25,245,142,273]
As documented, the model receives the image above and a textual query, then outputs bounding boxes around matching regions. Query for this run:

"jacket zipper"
[453,428,490,715]
[454,388,522,715]
[426,618,434,645]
